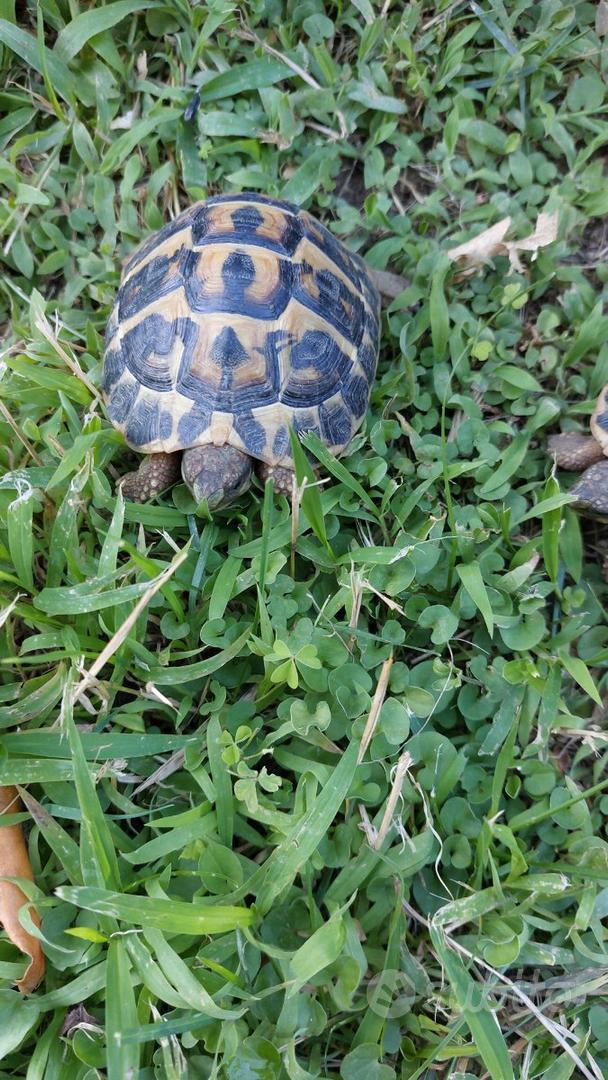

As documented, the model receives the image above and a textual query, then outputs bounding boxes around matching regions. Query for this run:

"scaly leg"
[258,462,296,497]
[118,452,182,501]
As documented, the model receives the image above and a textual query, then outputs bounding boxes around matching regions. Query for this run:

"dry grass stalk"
[358,804,378,847]
[235,26,347,139]
[357,654,393,764]
[360,577,406,616]
[33,308,102,406]
[0,400,43,466]
[374,751,412,849]
[0,593,22,631]
[72,545,190,705]
[132,749,186,796]
[291,476,305,577]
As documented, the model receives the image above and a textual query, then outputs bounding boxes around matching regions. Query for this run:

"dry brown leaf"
[60,1002,101,1038]
[506,211,559,271]
[447,217,512,267]
[597,0,608,36]
[0,786,45,993]
[447,210,559,272]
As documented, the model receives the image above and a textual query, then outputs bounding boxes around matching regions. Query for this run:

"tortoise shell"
[591,386,608,451]
[103,193,380,466]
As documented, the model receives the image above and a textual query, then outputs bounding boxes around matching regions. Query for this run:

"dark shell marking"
[595,410,608,433]
[104,193,380,461]
[178,404,211,444]
[125,398,173,447]
[590,386,608,451]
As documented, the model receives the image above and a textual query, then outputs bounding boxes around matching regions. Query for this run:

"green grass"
[1,1,608,1077]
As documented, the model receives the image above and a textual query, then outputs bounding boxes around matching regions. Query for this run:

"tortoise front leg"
[118,451,182,501]
[258,462,296,497]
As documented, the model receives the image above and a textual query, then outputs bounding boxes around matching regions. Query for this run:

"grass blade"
[144,928,245,1019]
[62,674,121,890]
[300,430,379,516]
[7,487,34,591]
[542,473,561,583]
[558,649,601,705]
[431,928,514,1080]
[288,911,345,995]
[207,714,234,847]
[429,254,450,361]
[106,937,140,1080]
[99,109,182,174]
[198,58,291,102]
[288,426,333,555]
[478,433,529,497]
[56,886,255,934]
[147,623,251,684]
[255,741,358,914]
[0,19,75,103]
[456,562,494,636]
[55,0,159,60]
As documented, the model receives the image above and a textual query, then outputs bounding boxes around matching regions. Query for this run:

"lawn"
[1,1,608,1078]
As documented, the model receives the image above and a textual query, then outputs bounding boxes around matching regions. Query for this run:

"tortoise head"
[181,445,252,509]
[548,384,608,518]
[570,460,608,520]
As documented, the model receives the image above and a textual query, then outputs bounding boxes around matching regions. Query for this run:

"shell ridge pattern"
[104,194,380,461]
[122,202,202,277]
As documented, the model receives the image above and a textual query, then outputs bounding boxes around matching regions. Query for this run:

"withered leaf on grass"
[448,211,559,272]
[0,786,45,993]
[60,1002,100,1037]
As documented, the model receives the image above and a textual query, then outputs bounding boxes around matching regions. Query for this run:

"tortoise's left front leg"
[118,451,182,501]
[258,462,296,497]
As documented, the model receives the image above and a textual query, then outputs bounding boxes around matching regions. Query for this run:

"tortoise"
[548,388,608,517]
[102,192,401,508]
